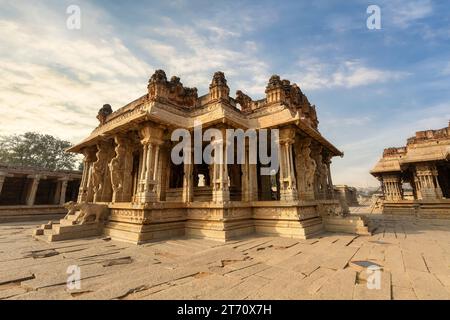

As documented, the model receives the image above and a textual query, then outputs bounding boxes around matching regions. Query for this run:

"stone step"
[324,217,366,227]
[44,228,54,236]
[66,213,81,221]
[32,228,44,236]
[324,224,369,235]
[48,223,103,241]
[60,219,77,226]
[40,222,53,230]
[323,216,372,236]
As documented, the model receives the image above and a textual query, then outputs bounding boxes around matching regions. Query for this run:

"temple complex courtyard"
[1,211,449,300]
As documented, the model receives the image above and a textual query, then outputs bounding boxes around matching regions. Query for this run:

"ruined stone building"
[371,122,450,217]
[334,185,359,213]
[35,70,369,243]
[0,165,81,222]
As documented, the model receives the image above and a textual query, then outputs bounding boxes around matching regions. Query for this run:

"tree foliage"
[0,132,78,170]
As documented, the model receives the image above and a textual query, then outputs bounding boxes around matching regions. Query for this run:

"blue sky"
[0,0,449,187]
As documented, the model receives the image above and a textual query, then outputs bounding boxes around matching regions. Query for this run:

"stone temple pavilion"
[34,70,369,244]
[0,165,81,222]
[371,122,450,218]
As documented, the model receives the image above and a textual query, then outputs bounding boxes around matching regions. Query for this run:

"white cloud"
[139,17,270,97]
[0,1,275,146]
[290,58,408,90]
[0,3,152,143]
[389,0,433,28]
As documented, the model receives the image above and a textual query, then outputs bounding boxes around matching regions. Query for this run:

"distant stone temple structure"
[0,165,81,222]
[334,185,359,213]
[34,70,369,243]
[371,122,450,218]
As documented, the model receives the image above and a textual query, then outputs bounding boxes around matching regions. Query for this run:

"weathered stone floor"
[0,215,449,300]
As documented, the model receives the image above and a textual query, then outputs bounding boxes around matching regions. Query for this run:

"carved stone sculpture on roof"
[97,104,113,125]
[267,75,282,89]
[235,90,253,113]
[147,70,198,108]
[310,105,319,129]
[209,71,230,101]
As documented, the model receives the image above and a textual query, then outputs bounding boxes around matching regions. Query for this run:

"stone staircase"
[33,210,104,242]
[322,215,372,236]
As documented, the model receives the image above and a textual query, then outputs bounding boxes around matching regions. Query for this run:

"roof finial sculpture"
[209,71,230,101]
[97,104,113,125]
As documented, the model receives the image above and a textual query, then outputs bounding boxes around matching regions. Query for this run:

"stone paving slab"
[0,216,450,300]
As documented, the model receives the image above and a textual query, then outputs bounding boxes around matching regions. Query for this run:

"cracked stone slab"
[0,270,35,285]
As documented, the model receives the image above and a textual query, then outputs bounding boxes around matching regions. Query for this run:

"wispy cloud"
[290,58,408,90]
[389,0,433,28]
[139,17,270,96]
[0,2,151,142]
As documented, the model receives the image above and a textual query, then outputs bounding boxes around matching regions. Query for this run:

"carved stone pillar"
[109,134,134,203]
[0,172,6,196]
[78,146,97,203]
[415,163,443,200]
[383,174,403,201]
[92,140,115,203]
[242,143,258,202]
[53,180,62,204]
[182,147,194,203]
[212,131,230,203]
[295,138,316,200]
[59,178,69,205]
[278,127,298,201]
[310,143,328,200]
[324,154,334,199]
[137,124,164,204]
[26,175,41,206]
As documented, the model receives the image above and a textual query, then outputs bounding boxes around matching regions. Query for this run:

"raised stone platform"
[382,200,450,219]
[0,205,66,223]
[323,215,372,235]
[33,199,369,244]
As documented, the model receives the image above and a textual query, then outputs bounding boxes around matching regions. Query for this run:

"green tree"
[0,132,78,170]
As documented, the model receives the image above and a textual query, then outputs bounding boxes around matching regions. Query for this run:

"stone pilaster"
[278,127,298,201]
[137,124,164,204]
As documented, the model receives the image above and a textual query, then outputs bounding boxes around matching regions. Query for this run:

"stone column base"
[212,190,230,203]
[136,191,157,203]
[280,189,298,201]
